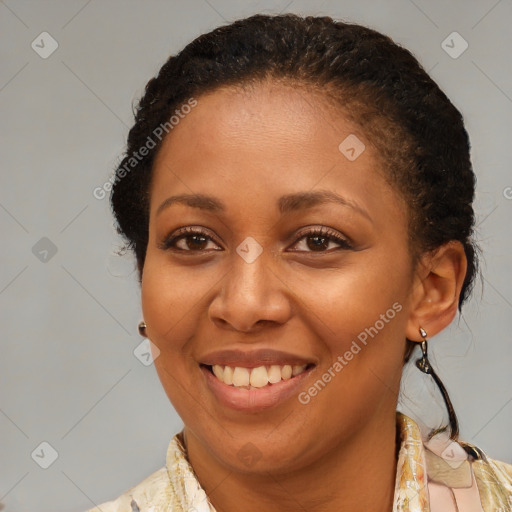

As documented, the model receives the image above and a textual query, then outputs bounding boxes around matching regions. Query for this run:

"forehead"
[155,82,343,163]
[150,81,404,223]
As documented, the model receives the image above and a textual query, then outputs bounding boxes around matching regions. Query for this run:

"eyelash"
[158,226,353,253]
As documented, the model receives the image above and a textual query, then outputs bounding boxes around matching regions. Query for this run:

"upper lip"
[199,349,316,368]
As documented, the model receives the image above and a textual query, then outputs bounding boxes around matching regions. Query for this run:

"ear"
[406,241,467,341]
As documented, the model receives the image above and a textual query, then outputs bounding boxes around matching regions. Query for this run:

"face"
[142,81,415,475]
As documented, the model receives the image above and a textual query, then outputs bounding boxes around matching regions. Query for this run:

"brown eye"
[159,227,222,252]
[181,234,209,251]
[306,235,330,251]
[290,226,353,252]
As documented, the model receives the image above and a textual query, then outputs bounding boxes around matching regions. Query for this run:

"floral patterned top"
[87,412,512,512]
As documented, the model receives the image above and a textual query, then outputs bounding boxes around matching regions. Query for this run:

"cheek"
[286,254,410,405]
[284,253,411,343]
[142,262,208,415]
[294,280,407,427]
[141,257,213,345]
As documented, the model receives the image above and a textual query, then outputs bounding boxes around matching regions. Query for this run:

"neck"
[184,410,399,512]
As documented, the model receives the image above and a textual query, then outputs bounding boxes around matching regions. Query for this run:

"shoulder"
[461,440,512,482]
[462,441,512,506]
[489,457,512,482]
[473,452,512,488]
[86,466,172,512]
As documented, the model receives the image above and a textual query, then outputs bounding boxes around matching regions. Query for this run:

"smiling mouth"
[201,363,314,389]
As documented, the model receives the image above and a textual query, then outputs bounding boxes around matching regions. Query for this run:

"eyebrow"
[156,190,371,221]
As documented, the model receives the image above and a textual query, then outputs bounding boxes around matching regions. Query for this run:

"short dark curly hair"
[111,13,478,312]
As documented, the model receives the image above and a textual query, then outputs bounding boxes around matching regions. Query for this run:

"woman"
[88,13,512,512]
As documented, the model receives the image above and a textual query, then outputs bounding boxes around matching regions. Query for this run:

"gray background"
[1,0,511,510]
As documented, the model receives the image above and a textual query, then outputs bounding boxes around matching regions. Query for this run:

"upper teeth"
[212,364,307,388]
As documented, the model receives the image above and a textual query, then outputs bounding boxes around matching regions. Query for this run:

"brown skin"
[141,81,467,512]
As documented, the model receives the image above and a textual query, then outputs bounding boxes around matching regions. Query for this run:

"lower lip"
[201,365,313,412]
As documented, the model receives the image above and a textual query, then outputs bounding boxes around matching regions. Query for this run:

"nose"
[208,246,292,333]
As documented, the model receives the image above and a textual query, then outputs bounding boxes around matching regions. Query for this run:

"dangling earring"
[416,327,459,441]
[138,321,147,337]
[416,327,431,373]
